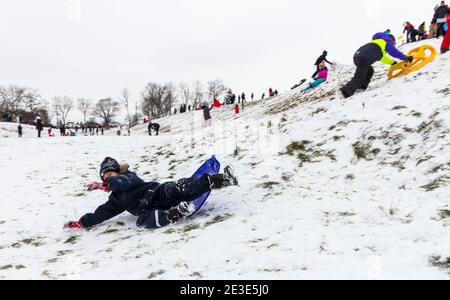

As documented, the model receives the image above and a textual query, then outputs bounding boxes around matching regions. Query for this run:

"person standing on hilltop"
[18,124,23,138]
[36,117,43,138]
[434,1,449,38]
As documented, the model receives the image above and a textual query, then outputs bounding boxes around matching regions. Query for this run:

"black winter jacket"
[80,172,160,228]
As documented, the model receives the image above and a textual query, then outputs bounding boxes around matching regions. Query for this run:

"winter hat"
[100,157,120,180]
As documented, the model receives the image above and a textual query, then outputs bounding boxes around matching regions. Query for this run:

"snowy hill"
[1,39,450,279]
[0,122,51,139]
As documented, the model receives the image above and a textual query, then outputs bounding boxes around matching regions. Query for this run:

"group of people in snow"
[402,1,450,53]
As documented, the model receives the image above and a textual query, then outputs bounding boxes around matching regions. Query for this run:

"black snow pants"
[341,57,374,98]
[136,174,212,229]
[312,65,320,78]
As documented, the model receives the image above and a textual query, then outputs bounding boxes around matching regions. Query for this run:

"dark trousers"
[408,29,418,42]
[37,130,42,138]
[341,57,374,98]
[437,23,446,38]
[149,127,159,136]
[312,65,320,78]
[136,174,211,229]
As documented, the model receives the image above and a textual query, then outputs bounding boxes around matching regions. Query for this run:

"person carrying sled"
[340,32,413,99]
[312,51,333,78]
[64,157,239,230]
[303,60,328,92]
[441,5,450,53]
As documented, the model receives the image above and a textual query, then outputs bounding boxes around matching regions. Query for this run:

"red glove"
[64,221,84,230]
[86,181,109,192]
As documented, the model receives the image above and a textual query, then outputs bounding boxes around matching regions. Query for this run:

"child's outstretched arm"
[65,199,125,230]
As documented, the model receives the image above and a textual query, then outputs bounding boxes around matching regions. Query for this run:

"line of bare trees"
[1,79,229,126]
[0,85,49,122]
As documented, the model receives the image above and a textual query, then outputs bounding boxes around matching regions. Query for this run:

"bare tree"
[192,80,204,107]
[179,82,192,106]
[120,88,132,126]
[0,85,42,115]
[141,82,177,119]
[163,83,177,115]
[52,96,74,126]
[207,79,227,101]
[92,98,120,127]
[77,98,92,123]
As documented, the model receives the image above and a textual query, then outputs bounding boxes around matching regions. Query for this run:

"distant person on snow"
[234,104,240,114]
[203,104,212,128]
[340,32,413,99]
[303,61,328,92]
[418,22,428,40]
[36,117,43,138]
[441,6,450,53]
[312,51,333,78]
[148,121,160,136]
[64,157,239,230]
[213,99,222,108]
[403,22,418,43]
[18,124,22,138]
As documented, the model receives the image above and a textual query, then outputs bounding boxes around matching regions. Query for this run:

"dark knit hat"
[100,157,120,180]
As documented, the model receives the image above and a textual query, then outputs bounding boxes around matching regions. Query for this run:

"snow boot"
[208,166,239,189]
[166,201,195,223]
[441,48,449,54]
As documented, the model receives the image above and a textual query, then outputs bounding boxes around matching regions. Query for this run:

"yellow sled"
[388,44,437,80]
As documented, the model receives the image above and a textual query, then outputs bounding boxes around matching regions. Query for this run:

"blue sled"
[188,155,221,217]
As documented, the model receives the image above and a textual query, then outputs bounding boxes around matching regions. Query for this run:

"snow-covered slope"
[1,40,450,279]
[0,122,51,139]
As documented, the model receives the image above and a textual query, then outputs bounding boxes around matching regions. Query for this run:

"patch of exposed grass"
[353,142,372,160]
[338,212,356,217]
[101,229,119,235]
[283,141,336,167]
[416,156,434,166]
[437,210,450,220]
[392,106,407,110]
[182,224,201,233]
[148,270,166,279]
[345,174,355,181]
[204,214,233,227]
[0,265,13,271]
[64,236,78,245]
[311,107,328,116]
[258,181,281,189]
[421,176,450,192]
[430,256,450,272]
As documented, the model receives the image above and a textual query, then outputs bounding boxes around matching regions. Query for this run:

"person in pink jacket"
[303,61,328,92]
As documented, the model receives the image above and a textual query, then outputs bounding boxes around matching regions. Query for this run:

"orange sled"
[388,45,437,80]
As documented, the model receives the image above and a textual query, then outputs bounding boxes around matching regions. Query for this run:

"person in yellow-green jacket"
[340,33,413,98]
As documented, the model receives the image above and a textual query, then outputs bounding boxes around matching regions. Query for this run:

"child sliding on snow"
[303,60,328,92]
[65,157,238,230]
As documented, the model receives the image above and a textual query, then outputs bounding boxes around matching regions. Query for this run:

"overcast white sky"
[0,0,438,121]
